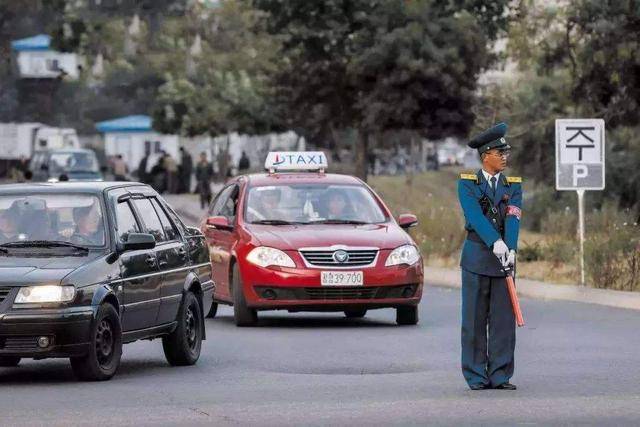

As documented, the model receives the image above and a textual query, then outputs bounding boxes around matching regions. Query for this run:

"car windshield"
[49,151,100,174]
[0,194,105,247]
[245,184,388,225]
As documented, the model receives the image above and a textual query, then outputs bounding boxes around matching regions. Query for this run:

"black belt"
[466,231,484,243]
[466,230,504,244]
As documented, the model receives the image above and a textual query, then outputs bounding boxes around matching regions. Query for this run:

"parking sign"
[555,119,605,190]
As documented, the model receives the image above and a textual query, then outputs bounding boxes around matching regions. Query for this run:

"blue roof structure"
[96,115,152,133]
[11,34,51,52]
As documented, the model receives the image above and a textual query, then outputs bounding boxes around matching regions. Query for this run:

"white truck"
[0,123,80,177]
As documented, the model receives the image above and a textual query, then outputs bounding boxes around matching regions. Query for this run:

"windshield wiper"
[0,240,90,251]
[251,219,299,225]
[309,219,369,225]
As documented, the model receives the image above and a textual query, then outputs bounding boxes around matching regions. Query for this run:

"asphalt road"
[2,285,640,426]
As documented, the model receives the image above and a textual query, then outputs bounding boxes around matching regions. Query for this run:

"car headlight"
[246,246,296,268]
[385,245,420,267]
[14,285,76,304]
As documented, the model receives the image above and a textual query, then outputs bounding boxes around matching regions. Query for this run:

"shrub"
[585,215,640,291]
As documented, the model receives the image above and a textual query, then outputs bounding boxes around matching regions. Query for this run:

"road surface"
[2,285,640,426]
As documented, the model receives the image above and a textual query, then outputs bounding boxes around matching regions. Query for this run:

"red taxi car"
[200,152,423,326]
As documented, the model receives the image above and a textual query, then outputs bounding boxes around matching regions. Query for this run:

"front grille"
[254,284,418,301]
[0,287,11,304]
[304,287,378,300]
[300,249,378,267]
[1,336,40,351]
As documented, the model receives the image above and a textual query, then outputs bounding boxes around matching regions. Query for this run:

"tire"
[232,263,257,327]
[206,301,218,318]
[396,305,419,325]
[0,356,21,367]
[163,291,203,366]
[344,309,367,319]
[70,303,122,381]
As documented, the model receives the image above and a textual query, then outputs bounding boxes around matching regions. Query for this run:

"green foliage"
[253,0,509,179]
[152,0,281,137]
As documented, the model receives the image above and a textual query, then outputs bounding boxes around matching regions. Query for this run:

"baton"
[503,264,525,327]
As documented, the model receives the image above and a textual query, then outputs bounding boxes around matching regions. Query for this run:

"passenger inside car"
[322,189,355,220]
[0,208,20,243]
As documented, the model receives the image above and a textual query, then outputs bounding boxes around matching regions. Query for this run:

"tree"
[254,0,509,180]
[152,0,282,176]
[497,0,640,215]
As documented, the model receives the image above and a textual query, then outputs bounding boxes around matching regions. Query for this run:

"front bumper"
[0,306,95,359]
[241,261,424,310]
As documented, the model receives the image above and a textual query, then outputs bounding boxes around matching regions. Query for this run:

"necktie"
[490,176,497,195]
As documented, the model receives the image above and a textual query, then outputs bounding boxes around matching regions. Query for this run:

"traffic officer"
[457,122,522,390]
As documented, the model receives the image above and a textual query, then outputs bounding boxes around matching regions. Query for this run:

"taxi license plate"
[321,271,364,287]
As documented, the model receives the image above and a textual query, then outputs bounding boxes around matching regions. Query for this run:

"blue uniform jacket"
[457,170,522,277]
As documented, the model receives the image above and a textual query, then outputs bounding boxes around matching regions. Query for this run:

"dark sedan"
[0,182,213,381]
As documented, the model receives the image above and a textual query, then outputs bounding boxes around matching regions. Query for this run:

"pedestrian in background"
[196,152,213,209]
[137,153,149,184]
[457,122,523,391]
[150,155,167,193]
[179,147,193,193]
[113,155,128,181]
[238,150,250,173]
[165,153,178,194]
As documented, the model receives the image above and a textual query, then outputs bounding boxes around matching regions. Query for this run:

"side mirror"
[121,233,156,252]
[398,214,418,229]
[206,216,233,231]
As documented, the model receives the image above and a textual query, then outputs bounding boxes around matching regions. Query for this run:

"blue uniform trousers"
[461,268,516,387]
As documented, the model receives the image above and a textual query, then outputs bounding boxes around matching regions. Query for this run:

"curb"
[425,266,640,311]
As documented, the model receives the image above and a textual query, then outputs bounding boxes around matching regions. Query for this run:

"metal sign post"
[555,119,605,287]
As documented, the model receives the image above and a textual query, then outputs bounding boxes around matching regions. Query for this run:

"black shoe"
[494,382,517,390]
[469,383,491,390]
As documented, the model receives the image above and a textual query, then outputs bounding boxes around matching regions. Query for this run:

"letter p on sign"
[572,164,588,186]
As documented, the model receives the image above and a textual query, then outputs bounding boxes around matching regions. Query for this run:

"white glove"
[506,249,516,267]
[492,239,509,266]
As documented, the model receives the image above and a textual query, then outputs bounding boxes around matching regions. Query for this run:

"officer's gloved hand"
[492,239,509,265]
[506,249,516,267]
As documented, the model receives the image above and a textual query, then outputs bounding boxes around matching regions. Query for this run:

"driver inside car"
[71,203,104,245]
[249,188,286,221]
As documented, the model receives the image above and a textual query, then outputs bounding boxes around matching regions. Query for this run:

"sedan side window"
[133,198,167,243]
[210,185,234,216]
[151,198,179,241]
[115,201,140,242]
[218,186,239,221]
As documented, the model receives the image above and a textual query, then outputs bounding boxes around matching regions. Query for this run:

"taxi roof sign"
[264,151,328,173]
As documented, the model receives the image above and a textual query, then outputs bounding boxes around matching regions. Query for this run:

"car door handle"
[145,255,157,266]
[159,260,168,267]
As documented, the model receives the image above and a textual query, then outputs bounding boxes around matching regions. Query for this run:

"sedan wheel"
[232,263,257,327]
[163,291,203,366]
[70,303,122,381]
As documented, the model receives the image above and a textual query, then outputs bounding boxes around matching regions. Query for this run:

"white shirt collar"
[481,169,501,184]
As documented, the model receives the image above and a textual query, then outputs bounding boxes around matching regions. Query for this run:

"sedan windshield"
[245,184,387,225]
[0,194,105,247]
[49,151,100,174]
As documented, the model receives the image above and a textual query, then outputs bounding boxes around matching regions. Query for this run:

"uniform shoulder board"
[460,173,478,182]
[506,176,522,183]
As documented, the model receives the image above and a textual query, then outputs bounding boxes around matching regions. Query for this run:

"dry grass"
[369,170,581,285]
